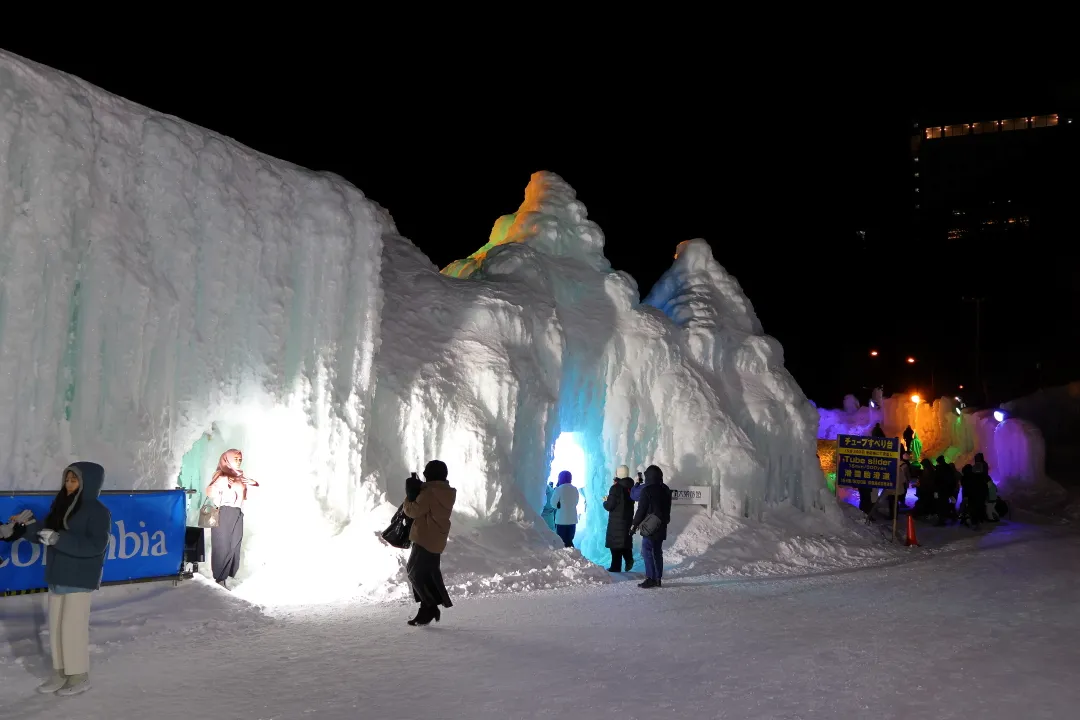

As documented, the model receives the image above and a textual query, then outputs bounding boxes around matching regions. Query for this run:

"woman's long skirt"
[211,506,244,581]
[406,544,453,608]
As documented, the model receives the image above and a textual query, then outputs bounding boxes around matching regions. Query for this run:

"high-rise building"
[911,113,1076,244]
[908,110,1079,403]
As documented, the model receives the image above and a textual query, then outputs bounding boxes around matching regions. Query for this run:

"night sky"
[2,39,1074,408]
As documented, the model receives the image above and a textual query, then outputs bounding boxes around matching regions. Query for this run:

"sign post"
[835,434,902,541]
[670,486,712,514]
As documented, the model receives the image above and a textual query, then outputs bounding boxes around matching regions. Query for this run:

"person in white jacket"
[550,471,579,548]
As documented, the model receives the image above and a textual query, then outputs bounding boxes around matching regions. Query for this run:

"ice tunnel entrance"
[547,431,589,541]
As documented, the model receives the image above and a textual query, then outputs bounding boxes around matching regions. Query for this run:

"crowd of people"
[909,451,1006,529]
[857,423,1007,530]
[541,464,673,589]
[1,429,1015,697]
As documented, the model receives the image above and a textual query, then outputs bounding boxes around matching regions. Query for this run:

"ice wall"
[1,50,834,593]
[1004,381,1080,475]
[640,239,824,517]
[0,51,385,531]
[816,393,1063,504]
[374,171,829,564]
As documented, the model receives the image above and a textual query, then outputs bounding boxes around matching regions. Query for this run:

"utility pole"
[962,297,987,402]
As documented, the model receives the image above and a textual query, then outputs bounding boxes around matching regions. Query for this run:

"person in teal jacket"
[24,461,111,696]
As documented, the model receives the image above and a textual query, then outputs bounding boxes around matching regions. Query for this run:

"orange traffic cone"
[905,514,919,547]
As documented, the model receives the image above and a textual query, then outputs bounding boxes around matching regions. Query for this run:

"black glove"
[405,474,423,502]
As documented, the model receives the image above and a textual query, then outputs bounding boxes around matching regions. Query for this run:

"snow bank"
[1,50,843,605]
[1004,381,1080,474]
[0,577,268,680]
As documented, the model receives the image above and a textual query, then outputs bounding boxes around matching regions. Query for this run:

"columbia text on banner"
[835,435,901,489]
[0,491,187,593]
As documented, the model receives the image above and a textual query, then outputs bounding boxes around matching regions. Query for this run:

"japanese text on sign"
[836,434,900,489]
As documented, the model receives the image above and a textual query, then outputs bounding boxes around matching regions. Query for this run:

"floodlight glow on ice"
[548,432,587,522]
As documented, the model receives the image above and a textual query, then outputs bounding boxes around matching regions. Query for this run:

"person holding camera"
[24,462,112,695]
[402,460,457,626]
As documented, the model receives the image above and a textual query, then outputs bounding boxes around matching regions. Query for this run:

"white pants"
[47,592,92,675]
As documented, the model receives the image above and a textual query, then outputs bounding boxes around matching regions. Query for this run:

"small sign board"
[836,434,901,489]
[670,485,712,513]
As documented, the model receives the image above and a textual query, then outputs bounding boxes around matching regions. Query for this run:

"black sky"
[2,38,1073,408]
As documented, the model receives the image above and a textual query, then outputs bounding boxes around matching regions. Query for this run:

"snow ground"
[3,520,1077,719]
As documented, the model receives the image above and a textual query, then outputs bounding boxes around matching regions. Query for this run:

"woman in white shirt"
[549,471,579,548]
[206,449,258,589]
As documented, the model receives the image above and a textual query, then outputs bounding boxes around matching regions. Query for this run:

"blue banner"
[0,490,186,593]
[836,434,901,489]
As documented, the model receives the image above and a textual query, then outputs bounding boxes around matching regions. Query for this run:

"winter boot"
[56,672,91,696]
[638,578,658,589]
[407,605,435,627]
[37,670,66,694]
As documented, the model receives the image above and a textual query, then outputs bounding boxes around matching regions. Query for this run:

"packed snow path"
[3,525,1078,719]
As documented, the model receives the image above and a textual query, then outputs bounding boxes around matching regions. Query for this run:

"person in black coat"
[934,456,958,525]
[631,465,671,589]
[603,465,636,572]
[965,459,990,529]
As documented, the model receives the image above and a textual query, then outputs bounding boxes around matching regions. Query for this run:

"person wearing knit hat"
[603,465,636,571]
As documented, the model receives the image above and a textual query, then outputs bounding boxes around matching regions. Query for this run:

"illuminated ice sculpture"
[0,50,831,587]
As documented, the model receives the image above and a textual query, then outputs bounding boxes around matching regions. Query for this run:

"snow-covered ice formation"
[0,50,854,604]
[371,171,830,565]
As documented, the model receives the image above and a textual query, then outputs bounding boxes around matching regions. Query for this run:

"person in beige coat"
[402,460,457,626]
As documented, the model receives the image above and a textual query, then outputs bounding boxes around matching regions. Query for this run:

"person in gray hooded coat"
[24,461,111,696]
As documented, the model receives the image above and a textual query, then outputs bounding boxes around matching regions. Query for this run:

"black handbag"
[638,513,663,538]
[381,504,413,549]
